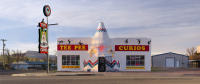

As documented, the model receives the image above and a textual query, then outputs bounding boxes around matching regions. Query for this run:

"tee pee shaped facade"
[57,22,151,72]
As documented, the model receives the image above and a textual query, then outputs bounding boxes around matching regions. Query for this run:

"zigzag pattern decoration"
[83,60,98,68]
[83,59,120,68]
[106,60,120,68]
[97,28,107,32]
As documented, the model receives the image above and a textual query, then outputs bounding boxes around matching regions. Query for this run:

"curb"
[11,73,48,77]
[11,74,27,77]
[11,73,102,77]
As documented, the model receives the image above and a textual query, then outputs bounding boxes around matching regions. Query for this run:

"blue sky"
[0,0,200,55]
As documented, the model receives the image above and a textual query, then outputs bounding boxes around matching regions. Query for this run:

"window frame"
[126,55,145,66]
[62,55,80,66]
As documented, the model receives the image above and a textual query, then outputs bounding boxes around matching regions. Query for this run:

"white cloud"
[0,0,200,55]
[109,25,200,55]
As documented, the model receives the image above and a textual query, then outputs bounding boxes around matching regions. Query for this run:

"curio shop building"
[56,22,151,72]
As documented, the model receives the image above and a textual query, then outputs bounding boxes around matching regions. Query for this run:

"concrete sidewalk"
[11,72,103,77]
[10,71,200,77]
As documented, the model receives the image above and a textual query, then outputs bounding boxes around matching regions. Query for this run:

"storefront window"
[62,55,80,66]
[126,55,144,66]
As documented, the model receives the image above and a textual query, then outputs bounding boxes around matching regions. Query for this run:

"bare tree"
[11,50,26,63]
[186,47,196,57]
[5,49,11,64]
[186,47,200,60]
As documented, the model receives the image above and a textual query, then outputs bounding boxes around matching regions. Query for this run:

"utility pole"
[1,39,7,70]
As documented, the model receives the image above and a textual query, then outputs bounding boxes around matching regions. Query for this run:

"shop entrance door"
[98,57,106,72]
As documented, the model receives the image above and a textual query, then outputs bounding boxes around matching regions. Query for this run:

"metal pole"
[47,17,49,73]
[47,53,49,73]
[1,39,6,70]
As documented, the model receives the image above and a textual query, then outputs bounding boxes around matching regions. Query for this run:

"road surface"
[1,71,200,84]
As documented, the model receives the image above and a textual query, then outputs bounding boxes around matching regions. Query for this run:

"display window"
[126,55,144,66]
[62,55,80,66]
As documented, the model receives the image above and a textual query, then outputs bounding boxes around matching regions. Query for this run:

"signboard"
[126,66,145,69]
[39,22,48,54]
[115,45,149,51]
[43,5,51,17]
[62,66,80,68]
[57,45,88,51]
[39,22,47,28]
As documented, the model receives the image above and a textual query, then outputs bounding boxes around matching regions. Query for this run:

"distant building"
[152,52,189,68]
[25,51,46,59]
[189,60,200,68]
[11,61,48,70]
[18,51,57,70]
[25,51,56,62]
[26,61,47,70]
[11,61,29,70]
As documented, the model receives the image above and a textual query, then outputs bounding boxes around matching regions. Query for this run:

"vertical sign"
[39,22,48,54]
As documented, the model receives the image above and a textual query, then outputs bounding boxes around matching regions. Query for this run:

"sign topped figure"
[38,19,48,54]
[43,5,51,17]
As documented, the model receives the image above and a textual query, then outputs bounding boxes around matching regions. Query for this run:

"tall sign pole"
[38,5,51,73]
[39,4,57,73]
[44,5,51,73]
